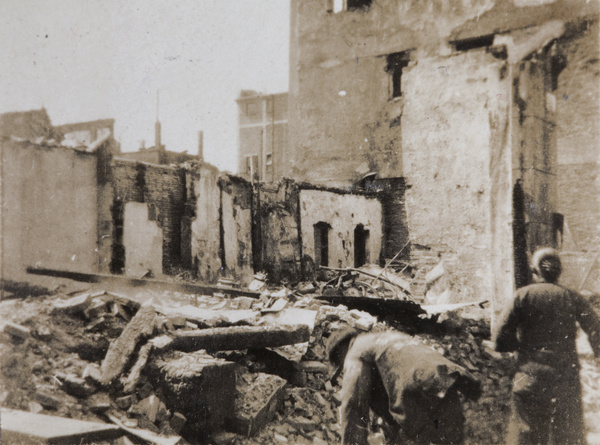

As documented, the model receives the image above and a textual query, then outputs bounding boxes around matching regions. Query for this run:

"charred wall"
[111,160,186,276]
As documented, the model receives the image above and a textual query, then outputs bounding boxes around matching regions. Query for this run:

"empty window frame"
[387,51,410,99]
[265,153,273,173]
[314,222,331,267]
[245,154,258,177]
[329,0,372,13]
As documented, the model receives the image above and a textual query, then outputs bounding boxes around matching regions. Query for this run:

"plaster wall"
[221,177,254,283]
[1,141,99,281]
[299,189,382,269]
[401,50,512,304]
[123,202,163,277]
[189,164,222,282]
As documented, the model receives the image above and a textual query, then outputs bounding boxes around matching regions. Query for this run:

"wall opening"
[513,181,530,288]
[354,224,369,267]
[314,222,331,267]
[110,199,125,274]
[386,52,410,99]
[552,212,564,249]
[329,0,372,13]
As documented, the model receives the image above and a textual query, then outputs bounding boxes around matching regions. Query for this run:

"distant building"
[117,122,203,166]
[0,108,60,142]
[55,118,121,155]
[236,91,288,182]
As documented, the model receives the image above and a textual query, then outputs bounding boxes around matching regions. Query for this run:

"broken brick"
[82,364,102,384]
[170,412,187,434]
[129,394,161,423]
[52,292,92,315]
[116,394,138,410]
[227,373,287,437]
[35,391,61,410]
[122,343,152,394]
[3,322,31,340]
[84,298,108,319]
[60,374,95,398]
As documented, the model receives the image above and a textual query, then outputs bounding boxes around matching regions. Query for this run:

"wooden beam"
[26,267,261,299]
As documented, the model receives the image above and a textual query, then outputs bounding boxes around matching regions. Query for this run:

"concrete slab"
[1,408,122,444]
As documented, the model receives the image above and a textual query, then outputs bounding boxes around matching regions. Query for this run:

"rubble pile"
[1,276,599,444]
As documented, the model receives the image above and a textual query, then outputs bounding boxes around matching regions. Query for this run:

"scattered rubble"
[1,273,599,444]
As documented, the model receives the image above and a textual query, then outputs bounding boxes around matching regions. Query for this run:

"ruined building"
[286,0,599,316]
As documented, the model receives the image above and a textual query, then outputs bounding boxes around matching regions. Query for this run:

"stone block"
[61,373,95,397]
[52,292,92,315]
[226,372,287,437]
[100,306,157,385]
[83,364,102,384]
[130,394,161,423]
[150,350,236,432]
[168,315,187,328]
[84,298,108,319]
[170,412,187,434]
[296,361,328,374]
[1,408,122,444]
[35,391,61,410]
[3,322,31,340]
[116,394,138,410]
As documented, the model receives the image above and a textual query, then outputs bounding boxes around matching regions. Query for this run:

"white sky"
[0,0,290,173]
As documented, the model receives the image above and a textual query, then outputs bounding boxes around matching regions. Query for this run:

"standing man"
[327,328,481,445]
[494,247,600,444]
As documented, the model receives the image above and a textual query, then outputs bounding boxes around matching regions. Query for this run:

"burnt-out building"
[286,0,599,318]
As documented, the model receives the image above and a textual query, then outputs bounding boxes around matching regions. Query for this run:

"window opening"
[265,153,273,173]
[451,34,495,52]
[387,52,410,98]
[354,224,369,267]
[246,102,258,115]
[314,222,331,267]
[347,0,372,11]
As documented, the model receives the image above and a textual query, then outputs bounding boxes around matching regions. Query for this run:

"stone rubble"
[0,279,598,444]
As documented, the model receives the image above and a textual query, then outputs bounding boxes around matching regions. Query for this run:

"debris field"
[1,273,600,445]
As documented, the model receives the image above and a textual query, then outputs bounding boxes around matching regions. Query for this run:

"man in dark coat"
[327,328,481,445]
[494,247,600,444]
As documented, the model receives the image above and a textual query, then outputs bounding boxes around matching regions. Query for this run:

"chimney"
[155,120,162,151]
[197,131,204,162]
[140,140,146,150]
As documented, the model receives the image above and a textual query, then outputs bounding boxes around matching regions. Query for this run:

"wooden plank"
[1,408,122,444]
[26,267,261,299]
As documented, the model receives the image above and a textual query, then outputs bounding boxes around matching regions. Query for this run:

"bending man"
[327,328,481,445]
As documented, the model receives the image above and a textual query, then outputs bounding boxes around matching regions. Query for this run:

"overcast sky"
[0,0,290,173]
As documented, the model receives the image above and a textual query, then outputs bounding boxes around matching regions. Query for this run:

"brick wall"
[112,160,186,275]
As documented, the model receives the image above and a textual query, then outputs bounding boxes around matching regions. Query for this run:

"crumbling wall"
[220,175,254,284]
[1,141,99,282]
[188,164,222,282]
[254,180,303,282]
[402,50,511,304]
[299,188,382,270]
[112,160,185,276]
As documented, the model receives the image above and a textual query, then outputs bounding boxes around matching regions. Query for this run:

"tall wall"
[187,164,223,283]
[299,189,382,270]
[556,20,600,252]
[112,160,185,276]
[220,176,254,283]
[402,49,512,304]
[1,141,99,282]
[254,180,303,281]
